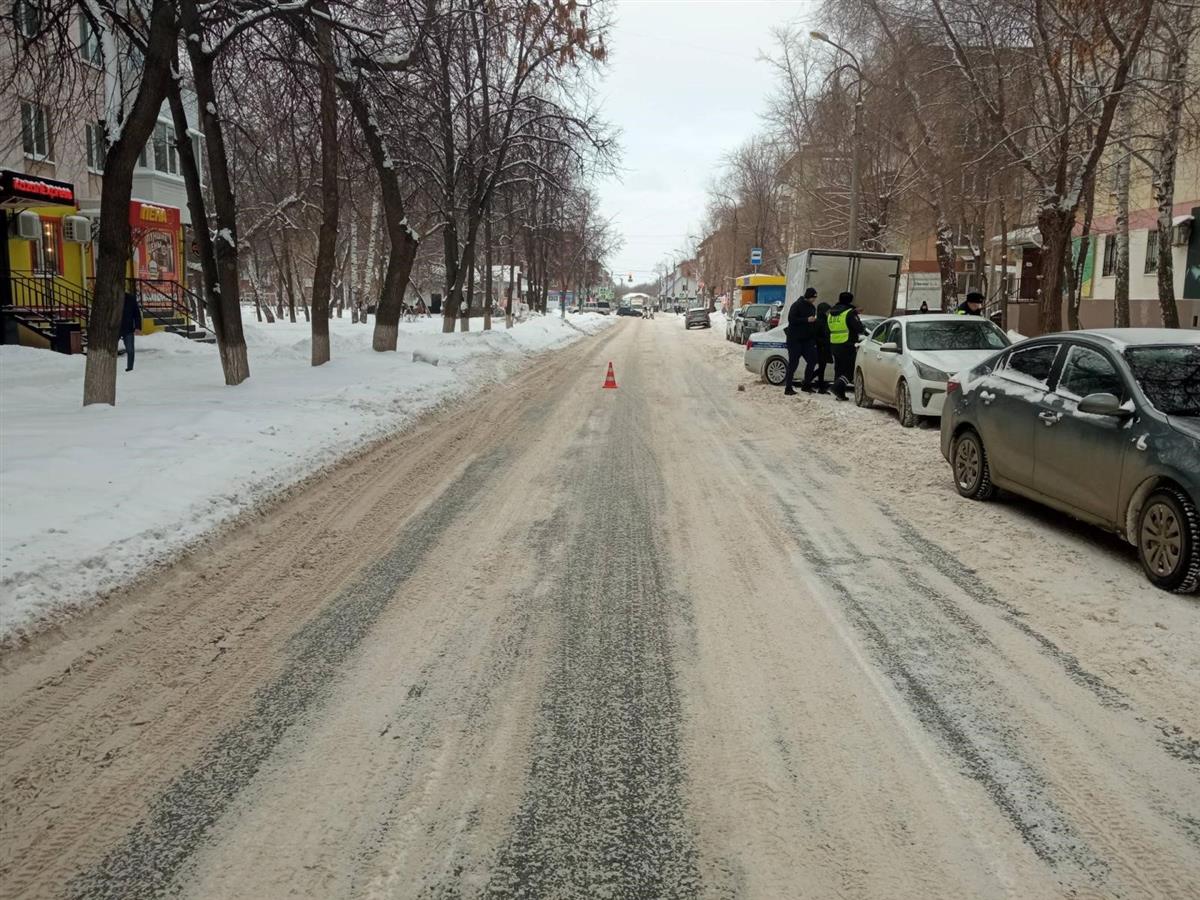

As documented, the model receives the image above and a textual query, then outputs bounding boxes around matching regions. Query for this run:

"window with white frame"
[79,14,101,64]
[20,100,51,160]
[1145,230,1159,275]
[16,0,40,38]
[139,121,179,175]
[85,120,106,171]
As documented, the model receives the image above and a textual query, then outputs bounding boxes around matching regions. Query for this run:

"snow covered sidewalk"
[0,311,613,642]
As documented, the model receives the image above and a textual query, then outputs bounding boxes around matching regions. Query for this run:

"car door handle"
[1039,410,1062,426]
[980,390,996,405]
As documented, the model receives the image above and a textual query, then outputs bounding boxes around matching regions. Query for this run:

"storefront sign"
[0,170,76,207]
[129,200,181,281]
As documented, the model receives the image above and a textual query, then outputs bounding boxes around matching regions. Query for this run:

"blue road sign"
[750,247,763,265]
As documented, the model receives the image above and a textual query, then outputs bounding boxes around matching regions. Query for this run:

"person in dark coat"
[814,301,832,394]
[120,292,142,372]
[918,301,930,314]
[782,287,820,395]
[827,291,866,401]
[954,291,985,316]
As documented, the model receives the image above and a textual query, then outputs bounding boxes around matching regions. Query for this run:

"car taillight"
[745,338,753,349]
[946,378,961,395]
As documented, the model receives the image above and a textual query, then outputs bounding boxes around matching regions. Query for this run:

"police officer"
[783,287,820,395]
[955,291,985,315]
[828,291,866,401]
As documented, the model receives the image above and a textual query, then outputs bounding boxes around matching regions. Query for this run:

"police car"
[744,315,885,385]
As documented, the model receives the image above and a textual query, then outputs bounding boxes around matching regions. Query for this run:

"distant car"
[941,329,1200,593]
[684,307,711,329]
[617,306,641,317]
[595,301,611,315]
[744,314,885,385]
[726,307,746,342]
[855,314,1011,426]
[735,304,775,343]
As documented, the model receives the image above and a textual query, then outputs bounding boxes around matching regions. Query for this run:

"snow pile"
[0,311,613,641]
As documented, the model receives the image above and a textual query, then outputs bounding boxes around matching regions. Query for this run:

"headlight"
[913,360,951,382]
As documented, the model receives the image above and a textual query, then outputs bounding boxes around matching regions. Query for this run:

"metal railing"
[6,272,91,338]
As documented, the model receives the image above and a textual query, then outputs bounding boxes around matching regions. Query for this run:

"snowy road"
[2,316,1198,899]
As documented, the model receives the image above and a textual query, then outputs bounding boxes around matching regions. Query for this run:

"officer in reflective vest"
[828,291,866,401]
[954,291,985,316]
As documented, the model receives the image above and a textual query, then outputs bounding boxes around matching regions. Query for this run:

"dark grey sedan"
[940,329,1200,593]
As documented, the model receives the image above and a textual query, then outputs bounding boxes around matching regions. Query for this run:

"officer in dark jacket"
[954,291,985,316]
[814,301,832,394]
[828,291,866,401]
[783,287,820,395]
[120,292,142,371]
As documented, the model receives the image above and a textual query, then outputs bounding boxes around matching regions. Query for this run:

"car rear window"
[906,320,1009,351]
[745,305,771,318]
[1125,345,1200,416]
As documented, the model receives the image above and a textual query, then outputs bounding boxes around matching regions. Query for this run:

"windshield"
[745,304,771,319]
[906,320,1009,352]
[1125,345,1200,415]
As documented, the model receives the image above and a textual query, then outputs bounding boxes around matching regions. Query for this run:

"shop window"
[16,0,40,38]
[1101,234,1116,276]
[1145,230,1159,275]
[32,217,64,276]
[79,14,101,65]
[21,99,52,161]
[85,120,106,171]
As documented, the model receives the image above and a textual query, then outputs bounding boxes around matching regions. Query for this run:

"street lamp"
[811,30,863,252]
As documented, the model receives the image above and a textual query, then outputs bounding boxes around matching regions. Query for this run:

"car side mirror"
[880,342,900,353]
[1077,392,1131,417]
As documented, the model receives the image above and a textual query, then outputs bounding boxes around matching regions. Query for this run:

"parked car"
[745,315,885,386]
[941,329,1200,593]
[596,301,611,315]
[766,303,783,330]
[617,306,641,317]
[854,314,1011,426]
[684,306,711,329]
[735,304,776,343]
[726,307,746,342]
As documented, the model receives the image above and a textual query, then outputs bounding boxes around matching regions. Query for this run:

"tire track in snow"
[68,450,508,900]
[484,365,704,899]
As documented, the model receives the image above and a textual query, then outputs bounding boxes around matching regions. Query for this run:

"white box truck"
[781,249,902,321]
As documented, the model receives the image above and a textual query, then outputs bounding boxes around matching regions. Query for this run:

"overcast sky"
[595,0,817,286]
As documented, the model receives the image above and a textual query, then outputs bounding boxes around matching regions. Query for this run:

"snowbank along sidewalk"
[0,311,613,642]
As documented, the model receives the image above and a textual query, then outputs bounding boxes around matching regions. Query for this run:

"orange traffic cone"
[602,361,618,389]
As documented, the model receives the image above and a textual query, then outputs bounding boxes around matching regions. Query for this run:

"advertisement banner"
[129,201,181,282]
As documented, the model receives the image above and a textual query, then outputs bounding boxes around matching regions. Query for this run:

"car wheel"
[1137,487,1200,593]
[896,380,917,427]
[853,369,873,408]
[952,429,995,501]
[764,357,787,386]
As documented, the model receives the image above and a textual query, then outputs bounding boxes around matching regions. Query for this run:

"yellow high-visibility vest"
[828,309,851,344]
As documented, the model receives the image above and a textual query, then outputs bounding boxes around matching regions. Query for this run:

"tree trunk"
[935,219,958,311]
[460,252,474,332]
[83,0,177,406]
[1036,205,1073,334]
[310,4,339,366]
[1114,144,1132,328]
[1067,179,1096,331]
[180,0,249,386]
[483,212,493,330]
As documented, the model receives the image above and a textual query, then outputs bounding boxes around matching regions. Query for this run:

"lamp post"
[811,31,863,252]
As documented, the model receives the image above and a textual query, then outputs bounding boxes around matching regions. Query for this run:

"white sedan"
[854,314,1011,426]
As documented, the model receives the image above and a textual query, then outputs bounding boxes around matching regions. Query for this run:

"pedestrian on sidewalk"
[783,287,821,395]
[814,301,833,394]
[828,291,866,401]
[120,291,142,372]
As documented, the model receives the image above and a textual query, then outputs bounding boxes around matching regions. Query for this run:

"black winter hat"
[838,291,855,305]
[803,287,818,298]
[966,291,985,303]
